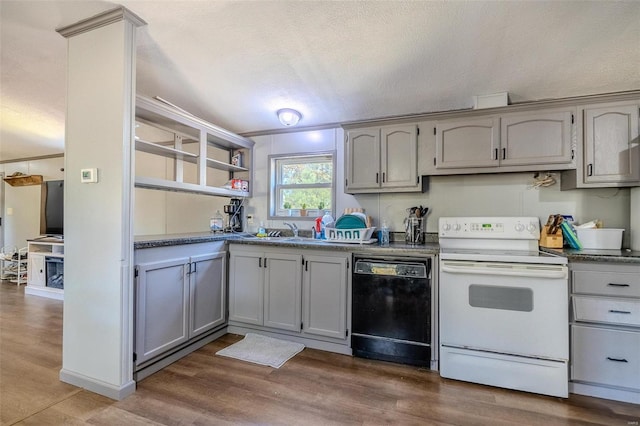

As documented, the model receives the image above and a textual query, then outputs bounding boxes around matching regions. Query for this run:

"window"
[269,152,335,219]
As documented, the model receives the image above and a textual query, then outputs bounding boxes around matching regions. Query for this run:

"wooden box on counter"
[539,225,563,248]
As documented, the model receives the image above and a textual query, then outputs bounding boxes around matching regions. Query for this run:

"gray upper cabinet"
[345,124,420,193]
[562,100,640,189]
[434,109,574,172]
[584,102,640,184]
[435,117,500,169]
[346,127,380,190]
[500,109,574,166]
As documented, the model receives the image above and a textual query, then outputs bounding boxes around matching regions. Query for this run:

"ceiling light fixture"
[277,108,302,127]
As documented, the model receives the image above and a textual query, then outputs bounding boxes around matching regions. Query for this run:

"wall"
[0,157,64,249]
[631,187,640,250]
[244,128,357,233]
[246,127,632,247]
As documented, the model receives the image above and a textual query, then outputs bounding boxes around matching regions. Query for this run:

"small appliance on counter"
[224,198,243,232]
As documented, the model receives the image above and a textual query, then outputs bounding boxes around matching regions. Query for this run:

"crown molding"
[56,6,146,38]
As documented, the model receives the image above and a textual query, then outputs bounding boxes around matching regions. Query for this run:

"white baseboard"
[570,382,640,404]
[25,285,64,300]
[59,368,136,401]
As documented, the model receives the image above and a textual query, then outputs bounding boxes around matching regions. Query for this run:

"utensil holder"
[405,217,424,245]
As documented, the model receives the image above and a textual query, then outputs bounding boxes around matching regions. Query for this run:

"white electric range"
[438,216,569,398]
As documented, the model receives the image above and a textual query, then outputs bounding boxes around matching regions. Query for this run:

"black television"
[40,180,64,237]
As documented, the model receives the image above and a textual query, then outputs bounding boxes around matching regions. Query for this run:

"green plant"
[318,202,325,210]
[301,203,307,210]
[283,201,291,209]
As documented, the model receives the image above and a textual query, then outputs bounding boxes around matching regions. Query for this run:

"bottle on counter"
[257,221,267,237]
[379,220,390,247]
[210,210,224,233]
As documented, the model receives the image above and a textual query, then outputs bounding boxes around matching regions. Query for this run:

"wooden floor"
[1,282,639,426]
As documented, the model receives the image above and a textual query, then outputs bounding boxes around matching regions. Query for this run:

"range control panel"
[439,217,540,239]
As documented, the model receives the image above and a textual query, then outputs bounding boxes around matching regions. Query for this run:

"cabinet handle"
[587,163,593,176]
[608,309,631,314]
[382,172,386,183]
[502,148,506,160]
[376,172,379,183]
[192,262,197,273]
[305,261,308,272]
[494,148,498,160]
[608,283,630,287]
[606,357,628,363]
[264,258,267,268]
[259,258,262,268]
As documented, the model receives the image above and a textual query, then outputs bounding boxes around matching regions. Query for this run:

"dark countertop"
[134,232,246,249]
[540,247,640,264]
[134,232,640,264]
[134,231,439,255]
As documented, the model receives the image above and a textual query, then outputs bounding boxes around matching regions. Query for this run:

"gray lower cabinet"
[229,244,350,349]
[134,242,226,368]
[302,254,348,339]
[569,261,640,404]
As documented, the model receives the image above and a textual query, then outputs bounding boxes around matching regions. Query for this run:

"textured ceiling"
[1,0,639,161]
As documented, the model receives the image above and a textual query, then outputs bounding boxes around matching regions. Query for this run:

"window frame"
[268,151,336,221]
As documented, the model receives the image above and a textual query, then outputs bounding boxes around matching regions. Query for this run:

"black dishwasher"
[352,256,432,367]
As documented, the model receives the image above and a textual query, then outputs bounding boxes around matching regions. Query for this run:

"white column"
[57,7,145,400]
[631,187,640,251]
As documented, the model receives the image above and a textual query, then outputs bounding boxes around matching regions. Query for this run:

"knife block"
[539,225,563,248]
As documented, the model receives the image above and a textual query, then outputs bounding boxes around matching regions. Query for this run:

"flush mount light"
[277,108,302,127]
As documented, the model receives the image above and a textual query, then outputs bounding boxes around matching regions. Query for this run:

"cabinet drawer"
[573,270,640,297]
[573,296,640,327]
[571,325,640,390]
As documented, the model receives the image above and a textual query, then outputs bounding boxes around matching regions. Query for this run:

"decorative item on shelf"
[231,152,242,167]
[277,108,302,127]
[3,172,44,187]
[300,204,307,217]
[230,179,249,192]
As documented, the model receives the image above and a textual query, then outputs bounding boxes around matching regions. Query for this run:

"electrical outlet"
[246,214,254,225]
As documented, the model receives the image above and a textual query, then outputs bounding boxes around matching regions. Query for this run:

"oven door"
[439,259,568,360]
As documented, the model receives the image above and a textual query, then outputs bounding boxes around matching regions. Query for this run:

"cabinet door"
[346,128,380,190]
[584,102,640,184]
[135,257,190,365]
[500,110,574,166]
[302,255,348,339]
[435,117,500,168]
[27,254,46,287]
[264,253,303,332]
[189,251,226,338]
[228,251,264,325]
[381,124,419,188]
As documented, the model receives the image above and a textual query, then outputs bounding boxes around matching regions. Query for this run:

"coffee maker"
[224,198,243,232]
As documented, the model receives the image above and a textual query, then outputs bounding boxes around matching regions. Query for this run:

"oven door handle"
[441,261,567,279]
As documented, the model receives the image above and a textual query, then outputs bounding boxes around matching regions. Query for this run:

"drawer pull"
[608,309,632,314]
[607,283,630,287]
[606,357,629,363]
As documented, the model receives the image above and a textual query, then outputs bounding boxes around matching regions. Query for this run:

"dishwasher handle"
[441,260,567,279]
[354,260,428,278]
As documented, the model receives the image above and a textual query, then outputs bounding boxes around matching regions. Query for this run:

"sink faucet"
[283,222,298,238]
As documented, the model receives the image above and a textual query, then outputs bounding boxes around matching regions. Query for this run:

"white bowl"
[575,228,623,249]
